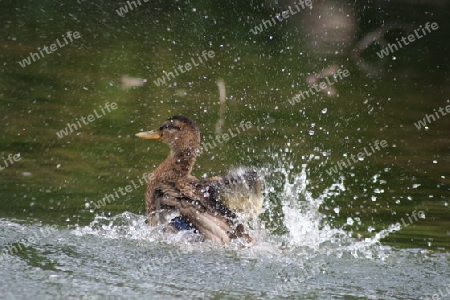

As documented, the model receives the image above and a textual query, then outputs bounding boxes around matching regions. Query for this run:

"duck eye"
[160,124,182,131]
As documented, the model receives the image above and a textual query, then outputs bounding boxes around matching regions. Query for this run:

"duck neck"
[158,147,197,179]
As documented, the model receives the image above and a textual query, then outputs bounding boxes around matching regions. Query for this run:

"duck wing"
[146,174,255,243]
[175,178,254,243]
[200,169,263,218]
[176,178,237,219]
[175,180,248,243]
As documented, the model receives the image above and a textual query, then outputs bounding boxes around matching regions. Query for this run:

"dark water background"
[1,0,449,299]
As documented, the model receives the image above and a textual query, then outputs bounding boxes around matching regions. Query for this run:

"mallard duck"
[135,116,262,244]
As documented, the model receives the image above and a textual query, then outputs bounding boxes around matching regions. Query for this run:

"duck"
[135,115,263,244]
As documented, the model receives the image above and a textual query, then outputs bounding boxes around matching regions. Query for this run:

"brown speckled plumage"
[136,116,260,243]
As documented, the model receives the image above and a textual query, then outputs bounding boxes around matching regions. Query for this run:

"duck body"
[136,116,262,244]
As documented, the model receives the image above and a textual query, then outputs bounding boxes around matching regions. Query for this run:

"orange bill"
[135,130,162,140]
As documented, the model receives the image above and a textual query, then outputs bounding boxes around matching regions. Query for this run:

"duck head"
[135,115,201,177]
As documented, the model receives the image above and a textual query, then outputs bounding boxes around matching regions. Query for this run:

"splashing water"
[71,159,399,262]
[1,161,448,299]
[257,161,396,261]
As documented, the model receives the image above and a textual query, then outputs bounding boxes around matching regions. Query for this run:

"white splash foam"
[74,159,400,259]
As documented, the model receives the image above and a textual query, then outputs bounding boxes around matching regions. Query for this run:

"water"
[1,0,450,299]
[1,165,449,299]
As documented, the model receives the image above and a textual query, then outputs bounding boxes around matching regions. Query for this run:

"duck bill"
[135,130,162,140]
